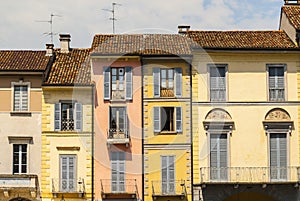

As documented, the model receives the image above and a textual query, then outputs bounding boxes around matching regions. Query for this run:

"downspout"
[141,55,145,201]
[189,60,194,201]
[91,83,95,201]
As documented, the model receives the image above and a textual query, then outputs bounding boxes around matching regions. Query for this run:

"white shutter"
[104,67,111,100]
[75,102,82,131]
[54,103,61,131]
[111,152,125,192]
[14,86,21,111]
[270,133,287,180]
[125,67,133,100]
[153,68,160,97]
[210,134,227,181]
[21,86,28,111]
[60,155,76,192]
[175,68,182,97]
[176,107,182,133]
[161,156,175,194]
[153,107,161,133]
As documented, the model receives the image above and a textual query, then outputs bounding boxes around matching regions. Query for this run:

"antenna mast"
[36,13,62,43]
[102,2,121,34]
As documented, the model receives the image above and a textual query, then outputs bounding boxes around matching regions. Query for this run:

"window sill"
[156,131,179,135]
[10,112,32,117]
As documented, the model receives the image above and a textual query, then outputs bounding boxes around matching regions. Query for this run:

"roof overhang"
[191,47,300,53]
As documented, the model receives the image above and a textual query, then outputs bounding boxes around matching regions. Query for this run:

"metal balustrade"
[52,178,85,193]
[152,180,186,197]
[100,179,139,198]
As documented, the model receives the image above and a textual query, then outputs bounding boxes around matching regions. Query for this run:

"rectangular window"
[153,68,182,98]
[111,152,125,192]
[153,107,182,133]
[54,102,82,131]
[109,107,127,138]
[60,155,77,192]
[268,65,285,101]
[13,144,27,174]
[161,155,175,194]
[270,133,287,181]
[210,134,227,181]
[209,65,226,101]
[103,67,132,100]
[14,85,28,111]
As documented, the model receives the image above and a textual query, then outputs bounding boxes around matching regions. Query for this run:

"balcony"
[152,180,186,199]
[52,178,85,198]
[107,129,130,147]
[160,88,174,97]
[0,174,38,198]
[199,167,300,185]
[61,119,74,131]
[100,179,139,200]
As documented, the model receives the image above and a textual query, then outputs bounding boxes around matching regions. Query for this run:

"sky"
[0,0,284,50]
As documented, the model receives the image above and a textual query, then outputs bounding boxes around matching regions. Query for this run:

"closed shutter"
[14,86,28,111]
[210,66,226,101]
[270,133,287,180]
[21,86,28,111]
[125,67,132,100]
[210,134,227,181]
[176,107,182,133]
[75,102,82,131]
[153,68,160,97]
[104,67,111,100]
[175,68,182,97]
[60,155,76,192]
[54,103,61,131]
[153,107,161,133]
[111,152,125,192]
[161,156,175,194]
[14,86,21,111]
[269,66,285,101]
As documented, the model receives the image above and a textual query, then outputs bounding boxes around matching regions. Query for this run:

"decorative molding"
[56,146,80,151]
[8,136,33,144]
[205,109,232,120]
[265,108,291,121]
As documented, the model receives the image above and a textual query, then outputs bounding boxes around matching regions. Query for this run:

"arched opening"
[224,192,277,201]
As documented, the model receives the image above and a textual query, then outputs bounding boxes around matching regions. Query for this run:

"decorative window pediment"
[263,108,293,134]
[203,109,234,131]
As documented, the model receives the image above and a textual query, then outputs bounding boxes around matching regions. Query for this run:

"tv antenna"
[36,13,62,43]
[102,2,121,34]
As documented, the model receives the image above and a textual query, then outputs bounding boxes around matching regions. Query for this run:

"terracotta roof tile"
[91,34,192,55]
[187,31,297,49]
[282,5,300,30]
[44,49,91,85]
[0,50,50,71]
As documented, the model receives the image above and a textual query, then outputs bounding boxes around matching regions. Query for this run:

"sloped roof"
[187,31,297,49]
[91,34,193,55]
[44,49,91,85]
[0,50,50,71]
[282,5,300,30]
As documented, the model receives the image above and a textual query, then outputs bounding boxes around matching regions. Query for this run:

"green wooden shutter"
[153,107,161,133]
[175,68,182,97]
[104,67,111,100]
[54,103,61,131]
[75,102,82,131]
[153,68,160,97]
[176,107,182,133]
[125,67,132,100]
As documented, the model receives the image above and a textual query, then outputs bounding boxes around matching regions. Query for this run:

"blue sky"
[0,0,284,50]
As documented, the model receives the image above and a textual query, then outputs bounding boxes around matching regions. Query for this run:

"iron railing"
[61,119,74,131]
[108,129,129,139]
[152,180,186,196]
[100,179,138,196]
[52,178,85,193]
[199,167,300,184]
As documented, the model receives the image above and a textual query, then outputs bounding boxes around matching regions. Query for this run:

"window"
[209,64,226,101]
[54,102,82,131]
[111,152,125,192]
[268,65,285,101]
[13,84,29,112]
[161,155,175,194]
[60,155,76,192]
[153,107,182,133]
[153,68,182,98]
[104,67,132,100]
[210,134,227,181]
[13,144,27,174]
[109,107,128,138]
[270,133,287,181]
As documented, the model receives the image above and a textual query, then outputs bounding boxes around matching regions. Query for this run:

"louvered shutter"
[168,156,175,193]
[210,135,218,180]
[111,152,125,192]
[270,133,287,180]
[161,156,167,194]
[210,66,226,101]
[104,67,111,100]
[75,102,82,132]
[176,107,182,133]
[153,68,160,97]
[68,156,76,191]
[153,107,161,133]
[60,155,76,192]
[14,86,21,111]
[21,86,28,111]
[175,68,182,97]
[269,66,285,101]
[210,134,227,181]
[219,134,228,180]
[125,67,133,100]
[54,103,61,131]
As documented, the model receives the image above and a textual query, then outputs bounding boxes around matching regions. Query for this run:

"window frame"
[111,152,126,192]
[208,64,228,102]
[12,144,27,174]
[153,106,182,134]
[109,106,127,132]
[161,155,176,194]
[267,64,287,102]
[59,154,77,192]
[11,81,30,112]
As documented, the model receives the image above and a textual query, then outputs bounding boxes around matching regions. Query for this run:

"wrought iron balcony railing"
[152,180,186,198]
[61,119,74,131]
[52,178,85,194]
[199,167,300,184]
[107,129,130,146]
[100,179,139,199]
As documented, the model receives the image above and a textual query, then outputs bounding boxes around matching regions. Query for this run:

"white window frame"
[161,155,176,194]
[11,81,30,112]
[59,154,77,192]
[266,64,287,101]
[111,152,126,192]
[207,64,228,102]
[12,144,27,174]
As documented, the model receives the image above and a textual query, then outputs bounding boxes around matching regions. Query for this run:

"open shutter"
[104,67,111,100]
[153,68,160,97]
[176,107,182,133]
[153,107,161,133]
[75,102,82,132]
[175,68,182,97]
[54,103,61,131]
[125,67,132,100]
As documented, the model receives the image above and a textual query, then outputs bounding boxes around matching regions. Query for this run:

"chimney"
[284,0,300,4]
[45,44,54,56]
[59,34,71,53]
[178,25,191,34]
